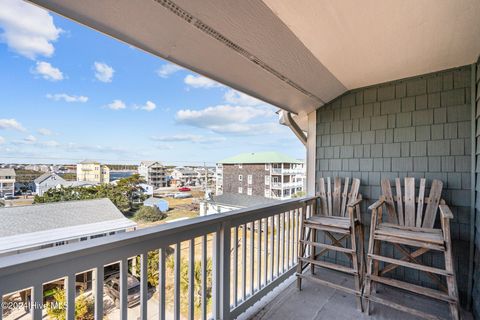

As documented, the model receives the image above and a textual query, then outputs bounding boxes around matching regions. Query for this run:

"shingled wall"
[315,65,473,305]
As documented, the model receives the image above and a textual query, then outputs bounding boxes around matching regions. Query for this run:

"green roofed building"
[216,151,305,200]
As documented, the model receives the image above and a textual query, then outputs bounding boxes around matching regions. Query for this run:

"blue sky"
[0,0,304,165]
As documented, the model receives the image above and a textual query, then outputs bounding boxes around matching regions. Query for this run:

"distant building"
[0,198,136,257]
[138,161,167,188]
[34,172,67,196]
[216,151,305,200]
[171,167,198,186]
[0,168,16,197]
[200,193,280,215]
[77,160,110,184]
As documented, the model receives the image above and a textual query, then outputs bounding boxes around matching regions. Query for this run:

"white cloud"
[41,140,60,147]
[94,62,114,83]
[0,0,62,59]
[151,134,226,143]
[0,136,4,144]
[32,61,64,81]
[0,118,25,131]
[105,99,126,110]
[37,128,53,136]
[176,105,272,126]
[184,74,223,89]
[24,135,37,143]
[224,89,264,106]
[134,100,156,112]
[156,63,183,78]
[46,93,88,103]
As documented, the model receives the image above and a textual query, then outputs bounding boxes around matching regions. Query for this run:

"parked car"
[104,274,141,308]
[178,187,191,192]
[3,193,14,200]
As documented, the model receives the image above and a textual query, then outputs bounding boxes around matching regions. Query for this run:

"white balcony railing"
[270,168,305,175]
[0,197,315,320]
[271,181,304,189]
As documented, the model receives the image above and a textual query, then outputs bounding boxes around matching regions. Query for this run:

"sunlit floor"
[249,269,473,320]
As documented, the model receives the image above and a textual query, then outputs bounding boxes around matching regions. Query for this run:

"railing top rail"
[0,196,315,280]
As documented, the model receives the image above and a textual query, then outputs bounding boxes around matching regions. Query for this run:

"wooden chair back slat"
[381,179,398,224]
[416,178,426,227]
[318,178,328,216]
[395,178,404,226]
[316,177,360,217]
[348,178,361,208]
[326,177,333,216]
[333,177,342,215]
[422,180,443,228]
[404,177,416,227]
[340,177,350,217]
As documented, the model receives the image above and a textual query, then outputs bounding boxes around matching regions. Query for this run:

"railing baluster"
[263,218,268,287]
[188,239,195,320]
[275,214,280,277]
[256,219,261,290]
[233,226,238,306]
[66,273,76,320]
[201,236,207,320]
[242,224,247,301]
[140,253,148,320]
[94,266,104,320]
[249,221,254,295]
[31,283,43,320]
[287,210,291,268]
[294,208,298,263]
[159,248,166,320]
[0,289,3,320]
[120,259,128,320]
[174,243,181,320]
[212,230,221,319]
[281,212,285,273]
[270,216,274,281]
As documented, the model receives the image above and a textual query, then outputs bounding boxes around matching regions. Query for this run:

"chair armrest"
[368,199,384,211]
[439,204,453,220]
[347,198,362,208]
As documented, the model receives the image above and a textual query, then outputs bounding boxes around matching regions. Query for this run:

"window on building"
[238,187,243,194]
[247,175,252,184]
[265,164,270,170]
[238,174,243,181]
[247,188,252,195]
[265,175,270,185]
[264,189,270,197]
[238,164,243,169]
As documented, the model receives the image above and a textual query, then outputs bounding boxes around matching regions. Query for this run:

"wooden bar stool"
[364,177,460,319]
[297,177,365,311]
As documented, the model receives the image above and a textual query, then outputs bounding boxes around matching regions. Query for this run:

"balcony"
[0,198,315,320]
[270,168,305,175]
[270,181,303,189]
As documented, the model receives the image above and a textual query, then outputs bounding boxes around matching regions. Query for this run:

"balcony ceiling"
[28,0,480,115]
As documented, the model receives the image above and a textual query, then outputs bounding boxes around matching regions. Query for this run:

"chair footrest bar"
[300,240,354,254]
[303,223,350,234]
[366,295,441,320]
[298,257,357,274]
[368,254,451,276]
[367,275,455,302]
[297,273,360,296]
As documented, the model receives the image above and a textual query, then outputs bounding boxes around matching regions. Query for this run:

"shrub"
[134,205,167,222]
[46,288,94,320]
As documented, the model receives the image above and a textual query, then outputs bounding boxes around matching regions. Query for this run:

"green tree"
[46,289,94,320]
[34,174,147,214]
[134,206,167,222]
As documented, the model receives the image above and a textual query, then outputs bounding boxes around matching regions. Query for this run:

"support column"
[306,110,317,196]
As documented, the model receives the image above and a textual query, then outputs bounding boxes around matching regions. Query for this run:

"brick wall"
[315,65,473,304]
[222,164,268,196]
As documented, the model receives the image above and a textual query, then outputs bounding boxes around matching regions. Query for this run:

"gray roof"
[143,196,167,205]
[140,160,162,167]
[0,198,133,237]
[0,168,16,177]
[211,193,280,208]
[34,172,66,184]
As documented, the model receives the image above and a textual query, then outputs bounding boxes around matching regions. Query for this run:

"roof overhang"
[27,0,480,115]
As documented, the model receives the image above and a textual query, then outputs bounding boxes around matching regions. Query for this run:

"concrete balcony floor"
[248,269,473,320]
